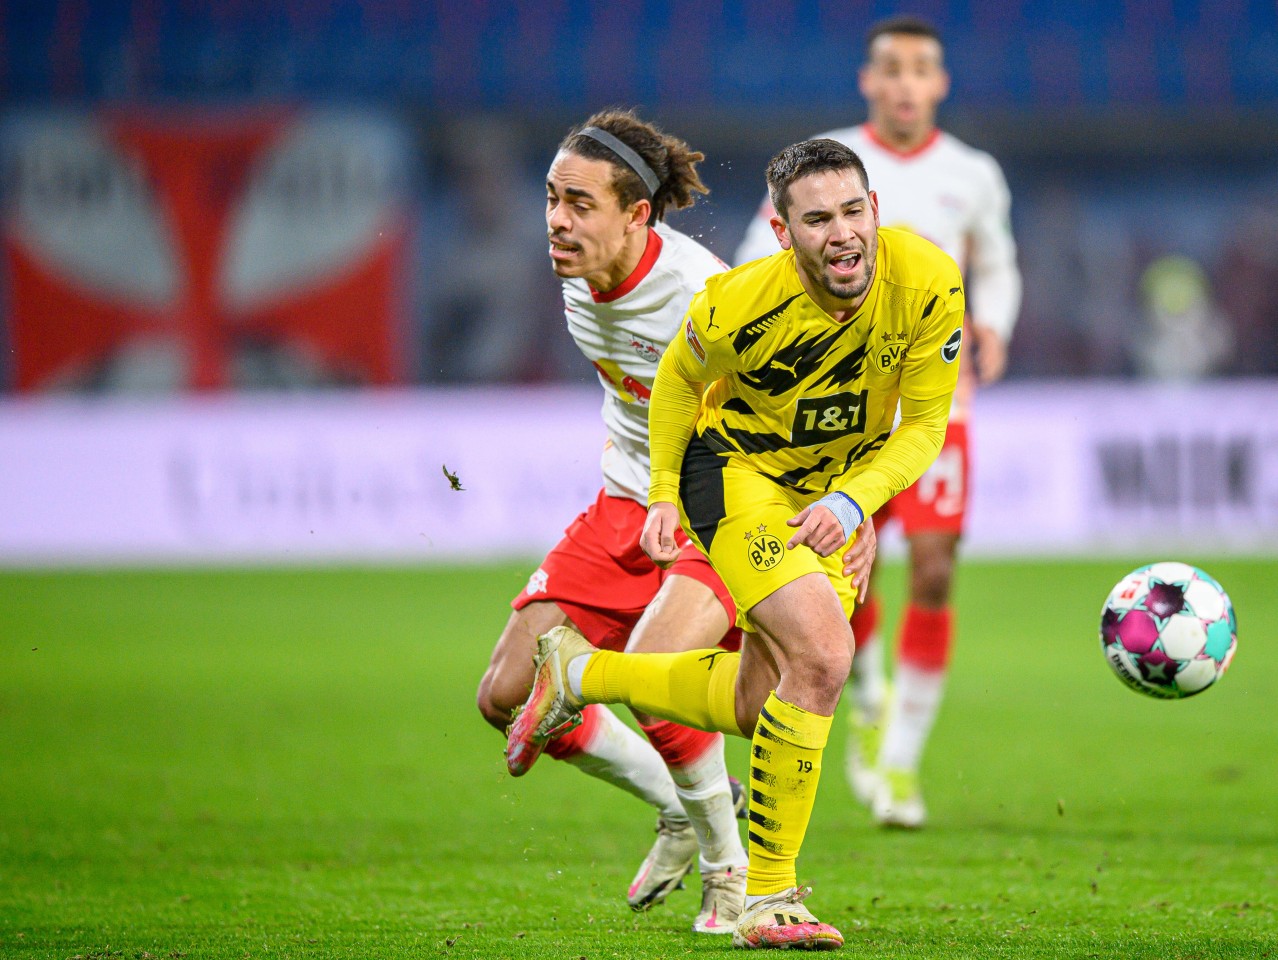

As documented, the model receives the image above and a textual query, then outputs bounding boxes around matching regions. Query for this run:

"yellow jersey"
[648,227,964,518]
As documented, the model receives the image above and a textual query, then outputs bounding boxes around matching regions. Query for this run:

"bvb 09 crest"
[746,523,785,571]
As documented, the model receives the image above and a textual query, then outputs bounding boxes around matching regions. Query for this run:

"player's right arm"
[642,292,731,564]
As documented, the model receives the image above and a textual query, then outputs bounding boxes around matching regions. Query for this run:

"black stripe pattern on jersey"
[680,434,729,551]
[767,456,836,490]
[823,429,892,490]
[731,294,802,354]
[740,321,868,398]
[703,421,790,456]
[809,337,870,392]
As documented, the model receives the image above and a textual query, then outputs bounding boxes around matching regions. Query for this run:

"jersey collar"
[863,123,941,160]
[590,227,663,303]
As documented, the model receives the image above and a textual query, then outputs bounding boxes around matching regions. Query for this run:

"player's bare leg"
[507,576,844,948]
[477,602,689,825]
[730,573,850,950]
[873,529,959,829]
[624,575,748,932]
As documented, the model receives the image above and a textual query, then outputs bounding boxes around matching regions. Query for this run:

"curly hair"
[560,109,708,224]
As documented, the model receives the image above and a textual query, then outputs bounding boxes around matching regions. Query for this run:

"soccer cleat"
[872,767,927,829]
[731,885,843,950]
[627,817,698,910]
[843,701,885,808]
[730,775,748,819]
[693,865,747,934]
[504,625,594,777]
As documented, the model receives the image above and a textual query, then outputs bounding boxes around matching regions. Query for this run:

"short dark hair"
[765,139,871,221]
[865,15,943,59]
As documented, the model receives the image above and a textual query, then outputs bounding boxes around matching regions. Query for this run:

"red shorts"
[876,421,969,536]
[512,489,741,652]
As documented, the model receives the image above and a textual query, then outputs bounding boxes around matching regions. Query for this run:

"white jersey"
[735,124,1021,340]
[562,222,726,503]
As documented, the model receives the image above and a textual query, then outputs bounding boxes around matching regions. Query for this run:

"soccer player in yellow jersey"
[508,139,963,950]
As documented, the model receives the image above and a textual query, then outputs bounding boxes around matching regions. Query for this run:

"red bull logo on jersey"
[629,337,661,363]
[686,320,706,364]
[592,360,652,404]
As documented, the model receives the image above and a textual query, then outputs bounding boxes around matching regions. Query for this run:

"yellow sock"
[580,648,742,736]
[745,693,833,895]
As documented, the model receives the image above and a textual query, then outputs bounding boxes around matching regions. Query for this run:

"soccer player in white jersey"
[477,110,877,933]
[735,15,1022,829]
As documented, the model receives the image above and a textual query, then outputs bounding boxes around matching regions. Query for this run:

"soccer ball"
[1099,561,1236,699]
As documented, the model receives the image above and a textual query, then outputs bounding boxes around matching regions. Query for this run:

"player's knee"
[911,554,955,607]
[787,643,851,705]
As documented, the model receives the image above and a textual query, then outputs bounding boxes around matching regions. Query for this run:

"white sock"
[559,706,685,821]
[661,733,748,872]
[878,662,946,772]
[567,653,590,699]
[850,630,888,721]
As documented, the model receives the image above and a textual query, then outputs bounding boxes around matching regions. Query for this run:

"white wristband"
[815,492,864,542]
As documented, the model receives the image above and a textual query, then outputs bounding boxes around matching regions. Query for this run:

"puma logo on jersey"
[769,359,798,376]
[706,306,719,331]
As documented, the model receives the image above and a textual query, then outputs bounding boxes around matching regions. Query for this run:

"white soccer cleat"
[504,625,593,777]
[843,701,885,808]
[692,865,747,934]
[731,885,843,950]
[872,767,927,829]
[627,817,697,911]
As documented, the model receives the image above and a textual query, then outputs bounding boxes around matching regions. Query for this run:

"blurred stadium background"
[3,5,1277,957]
[2,0,1276,564]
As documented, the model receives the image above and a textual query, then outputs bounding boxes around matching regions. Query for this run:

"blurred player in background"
[735,15,1022,829]
[477,110,877,934]
[510,138,964,949]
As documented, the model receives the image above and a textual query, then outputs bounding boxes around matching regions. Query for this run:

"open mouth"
[828,251,862,278]
[548,237,580,260]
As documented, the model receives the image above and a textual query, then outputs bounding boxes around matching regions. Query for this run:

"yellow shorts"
[678,437,859,632]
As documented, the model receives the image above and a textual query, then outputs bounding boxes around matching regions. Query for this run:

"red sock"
[898,604,953,672]
[639,718,720,768]
[850,594,881,647]
[543,703,604,760]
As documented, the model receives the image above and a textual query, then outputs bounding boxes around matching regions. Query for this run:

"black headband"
[577,126,660,197]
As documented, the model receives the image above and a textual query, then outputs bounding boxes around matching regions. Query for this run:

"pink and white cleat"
[732,885,843,950]
[504,625,593,776]
[693,865,747,934]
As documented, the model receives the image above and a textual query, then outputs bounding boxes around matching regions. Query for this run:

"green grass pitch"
[1,558,1275,959]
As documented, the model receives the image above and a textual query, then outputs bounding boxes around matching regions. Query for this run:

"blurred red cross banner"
[2,108,412,391]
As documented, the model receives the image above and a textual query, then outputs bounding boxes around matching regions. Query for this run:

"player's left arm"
[966,156,1023,384]
[835,285,966,526]
[788,285,964,557]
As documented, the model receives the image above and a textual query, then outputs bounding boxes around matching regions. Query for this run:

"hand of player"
[972,322,1008,385]
[842,514,877,596]
[785,503,848,558]
[640,501,683,569]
